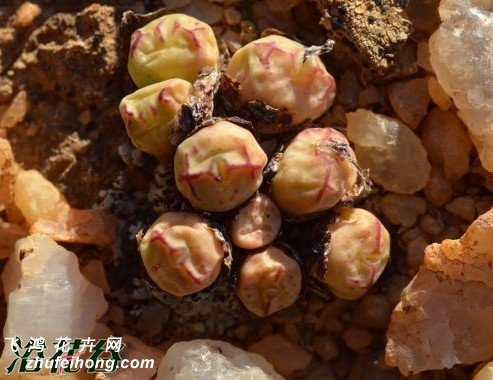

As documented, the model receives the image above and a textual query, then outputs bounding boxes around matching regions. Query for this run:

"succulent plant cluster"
[120,13,391,317]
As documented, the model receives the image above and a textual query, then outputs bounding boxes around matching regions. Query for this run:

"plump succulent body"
[237,245,302,317]
[226,35,336,125]
[128,13,220,87]
[174,121,268,212]
[271,127,358,217]
[139,212,225,296]
[320,208,390,300]
[120,12,392,317]
[230,193,281,249]
[119,79,193,160]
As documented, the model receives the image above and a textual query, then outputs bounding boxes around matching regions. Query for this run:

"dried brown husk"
[295,214,336,278]
[221,73,303,137]
[171,68,221,145]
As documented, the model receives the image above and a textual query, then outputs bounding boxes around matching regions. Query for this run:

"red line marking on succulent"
[154,20,166,41]
[241,144,257,178]
[137,111,146,123]
[123,104,134,119]
[288,50,298,70]
[178,150,264,196]
[179,153,201,200]
[171,20,180,34]
[346,277,361,287]
[150,229,179,258]
[316,170,330,202]
[364,264,377,289]
[256,41,284,68]
[317,71,336,103]
[314,136,343,203]
[150,105,158,117]
[130,30,144,55]
[180,263,203,285]
[180,164,264,186]
[263,300,272,316]
[150,229,204,285]
[373,221,382,254]
[273,267,284,282]
[158,87,177,107]
[182,27,206,49]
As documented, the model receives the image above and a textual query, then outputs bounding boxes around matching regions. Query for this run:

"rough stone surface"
[0,138,16,207]
[421,107,472,183]
[317,0,412,74]
[156,339,283,379]
[405,0,440,37]
[445,196,476,222]
[11,4,119,111]
[249,334,312,376]
[429,0,493,171]
[0,90,28,129]
[386,208,493,375]
[427,76,452,110]
[380,193,427,227]
[0,234,108,371]
[2,3,127,210]
[387,77,430,129]
[424,166,453,207]
[347,109,431,194]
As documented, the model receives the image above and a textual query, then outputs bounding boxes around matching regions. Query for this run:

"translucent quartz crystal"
[0,234,108,372]
[429,0,493,171]
[13,169,70,225]
[347,109,431,194]
[105,335,164,380]
[386,208,493,375]
[156,339,283,379]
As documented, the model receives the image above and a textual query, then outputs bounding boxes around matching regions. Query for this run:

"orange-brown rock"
[249,334,312,376]
[0,138,16,208]
[386,208,493,375]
